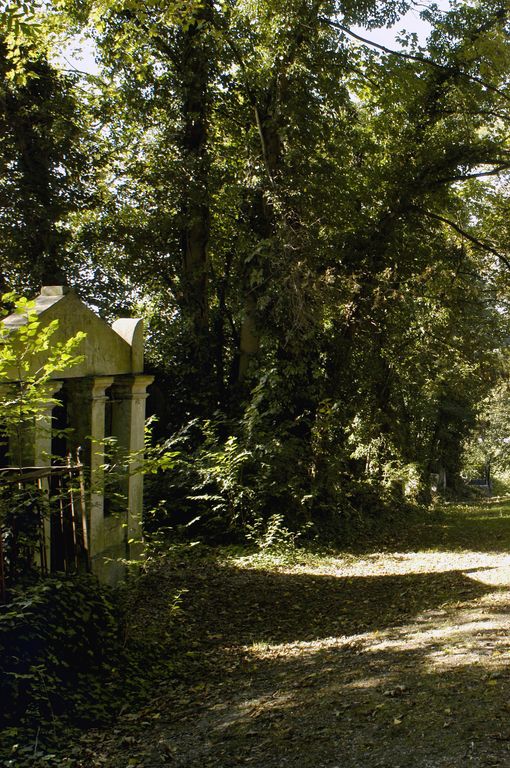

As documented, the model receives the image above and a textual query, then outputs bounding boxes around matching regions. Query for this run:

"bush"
[0,575,123,736]
[143,416,317,542]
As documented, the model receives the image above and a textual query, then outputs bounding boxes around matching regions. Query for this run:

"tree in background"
[0,26,96,291]
[462,374,510,485]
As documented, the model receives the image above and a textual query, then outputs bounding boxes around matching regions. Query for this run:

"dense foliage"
[2,0,510,538]
[0,566,189,766]
[0,575,122,765]
[0,576,120,728]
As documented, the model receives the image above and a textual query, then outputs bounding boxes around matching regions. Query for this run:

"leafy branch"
[320,15,510,104]
[414,207,510,271]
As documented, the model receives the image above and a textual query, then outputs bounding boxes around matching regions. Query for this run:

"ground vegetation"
[4,498,510,767]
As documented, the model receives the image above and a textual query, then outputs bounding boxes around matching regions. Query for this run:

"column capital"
[45,379,64,398]
[112,374,154,400]
[37,379,64,415]
[72,376,115,401]
[91,376,115,400]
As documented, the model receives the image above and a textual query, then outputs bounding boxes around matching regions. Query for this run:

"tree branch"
[415,207,510,271]
[434,164,510,185]
[320,17,510,104]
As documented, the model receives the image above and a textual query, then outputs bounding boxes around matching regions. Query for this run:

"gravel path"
[78,499,510,768]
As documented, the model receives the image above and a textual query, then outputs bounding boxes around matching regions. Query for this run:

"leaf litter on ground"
[35,500,510,766]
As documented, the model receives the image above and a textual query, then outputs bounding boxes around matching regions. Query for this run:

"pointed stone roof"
[2,286,144,379]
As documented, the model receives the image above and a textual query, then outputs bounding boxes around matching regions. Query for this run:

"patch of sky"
[351,0,453,50]
[51,33,100,77]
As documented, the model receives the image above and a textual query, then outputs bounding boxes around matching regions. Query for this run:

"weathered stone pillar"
[66,376,114,572]
[110,375,154,562]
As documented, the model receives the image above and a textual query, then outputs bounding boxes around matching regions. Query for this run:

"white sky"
[353,0,453,48]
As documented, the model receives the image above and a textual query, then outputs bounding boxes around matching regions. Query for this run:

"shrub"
[0,575,123,736]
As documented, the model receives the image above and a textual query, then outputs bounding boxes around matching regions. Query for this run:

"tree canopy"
[2,0,510,535]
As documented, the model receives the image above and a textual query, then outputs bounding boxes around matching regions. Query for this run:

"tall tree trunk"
[237,0,322,383]
[237,95,283,382]
[179,7,212,386]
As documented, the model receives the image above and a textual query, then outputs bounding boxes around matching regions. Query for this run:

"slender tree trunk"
[238,293,260,381]
[237,102,282,382]
[179,7,212,385]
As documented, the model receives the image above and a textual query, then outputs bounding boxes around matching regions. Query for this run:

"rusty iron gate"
[0,460,89,602]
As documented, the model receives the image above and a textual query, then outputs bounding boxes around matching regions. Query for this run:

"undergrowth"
[0,570,183,768]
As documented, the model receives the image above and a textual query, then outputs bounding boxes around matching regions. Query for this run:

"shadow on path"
[79,499,510,768]
[175,563,494,645]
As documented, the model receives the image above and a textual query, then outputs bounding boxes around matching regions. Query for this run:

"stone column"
[110,375,154,561]
[66,376,114,568]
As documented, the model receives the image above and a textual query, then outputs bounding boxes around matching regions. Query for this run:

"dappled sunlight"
[207,691,296,737]
[368,613,510,666]
[80,499,510,768]
[242,577,510,682]
[465,565,510,586]
[277,550,510,578]
[240,541,510,679]
[463,513,510,521]
[342,676,389,690]
[241,634,369,660]
[242,604,509,665]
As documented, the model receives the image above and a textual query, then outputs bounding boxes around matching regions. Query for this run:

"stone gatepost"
[2,287,154,584]
[110,374,154,563]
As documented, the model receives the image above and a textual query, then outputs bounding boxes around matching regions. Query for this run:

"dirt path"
[80,499,510,768]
